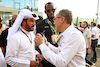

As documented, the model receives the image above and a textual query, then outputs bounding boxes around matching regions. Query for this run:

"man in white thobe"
[0,47,7,67]
[6,9,43,67]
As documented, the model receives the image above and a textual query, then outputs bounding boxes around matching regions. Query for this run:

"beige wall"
[0,6,43,24]
[0,6,43,16]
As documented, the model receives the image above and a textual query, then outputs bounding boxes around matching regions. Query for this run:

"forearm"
[91,35,95,38]
[0,47,4,54]
[5,56,30,67]
[88,38,91,48]
[39,43,66,67]
[47,42,59,54]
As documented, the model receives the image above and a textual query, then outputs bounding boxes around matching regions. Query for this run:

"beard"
[48,17,54,20]
[25,22,34,31]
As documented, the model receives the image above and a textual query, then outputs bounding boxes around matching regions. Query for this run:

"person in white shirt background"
[82,21,94,66]
[89,22,94,32]
[91,22,100,63]
[34,9,86,67]
[0,47,7,67]
[5,9,44,67]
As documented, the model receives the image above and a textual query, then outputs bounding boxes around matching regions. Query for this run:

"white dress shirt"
[6,28,39,67]
[91,26,100,40]
[39,25,86,67]
[83,28,91,48]
[0,48,7,67]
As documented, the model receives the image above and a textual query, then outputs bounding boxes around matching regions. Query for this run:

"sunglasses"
[46,9,55,13]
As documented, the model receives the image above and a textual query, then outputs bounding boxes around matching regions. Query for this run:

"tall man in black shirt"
[36,2,59,67]
[37,2,58,46]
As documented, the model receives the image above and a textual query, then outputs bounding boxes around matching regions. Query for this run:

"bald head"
[11,15,17,25]
[12,15,17,21]
[45,2,54,10]
[45,2,55,20]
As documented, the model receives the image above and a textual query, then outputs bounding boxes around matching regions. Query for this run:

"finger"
[37,33,43,38]
[35,61,39,65]
[36,33,41,36]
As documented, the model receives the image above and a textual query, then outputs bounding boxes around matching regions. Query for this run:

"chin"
[29,28,34,31]
[29,30,33,31]
[49,17,54,20]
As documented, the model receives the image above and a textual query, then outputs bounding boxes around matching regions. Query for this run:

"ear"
[61,17,65,24]
[45,10,47,14]
[22,20,25,25]
[22,20,24,24]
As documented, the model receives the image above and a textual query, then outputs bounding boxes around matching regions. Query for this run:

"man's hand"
[34,33,44,47]
[43,36,48,45]
[1,47,4,55]
[87,48,91,54]
[30,61,39,67]
[36,54,44,62]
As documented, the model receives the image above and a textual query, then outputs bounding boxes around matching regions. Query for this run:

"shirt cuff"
[39,43,48,52]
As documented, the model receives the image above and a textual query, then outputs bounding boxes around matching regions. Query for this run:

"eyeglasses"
[46,9,55,13]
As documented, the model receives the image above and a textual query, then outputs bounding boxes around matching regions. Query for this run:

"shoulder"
[71,26,81,34]
[11,30,23,40]
[86,28,90,32]
[72,27,84,38]
[37,19,45,26]
[1,28,9,35]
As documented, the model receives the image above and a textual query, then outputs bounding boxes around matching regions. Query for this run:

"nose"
[33,21,36,25]
[50,10,54,14]
[34,22,36,25]
[54,20,56,25]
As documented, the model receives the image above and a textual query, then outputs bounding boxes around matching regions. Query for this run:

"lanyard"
[45,18,58,34]
[21,30,32,44]
[45,18,60,41]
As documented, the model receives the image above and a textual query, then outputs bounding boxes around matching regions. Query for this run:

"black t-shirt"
[36,19,56,67]
[36,19,58,47]
[0,28,9,55]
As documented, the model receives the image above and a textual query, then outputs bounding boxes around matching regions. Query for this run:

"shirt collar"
[21,28,30,34]
[83,27,88,32]
[60,25,73,37]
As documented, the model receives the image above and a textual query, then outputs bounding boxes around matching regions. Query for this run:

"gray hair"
[57,9,73,25]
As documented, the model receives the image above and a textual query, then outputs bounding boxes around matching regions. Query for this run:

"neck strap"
[21,30,32,44]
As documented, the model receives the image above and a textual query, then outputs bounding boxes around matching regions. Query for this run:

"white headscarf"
[7,9,39,40]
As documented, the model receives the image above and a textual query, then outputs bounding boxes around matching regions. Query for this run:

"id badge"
[51,35,60,44]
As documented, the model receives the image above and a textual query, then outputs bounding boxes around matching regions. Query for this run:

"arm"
[87,29,91,54]
[47,42,59,54]
[0,47,4,54]
[91,35,95,38]
[43,36,59,54]
[87,38,91,54]
[0,29,9,54]
[88,38,91,48]
[35,33,82,67]
[91,29,95,38]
